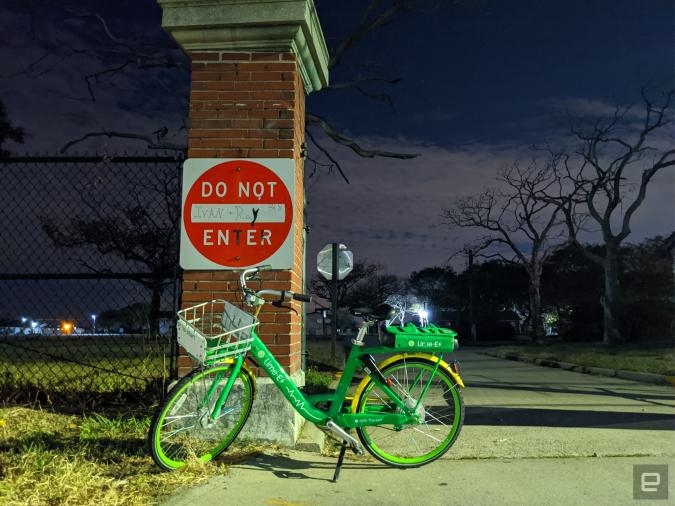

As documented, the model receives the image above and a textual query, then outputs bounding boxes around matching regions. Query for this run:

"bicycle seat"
[350,304,396,322]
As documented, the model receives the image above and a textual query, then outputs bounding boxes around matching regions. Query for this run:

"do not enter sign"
[180,158,295,270]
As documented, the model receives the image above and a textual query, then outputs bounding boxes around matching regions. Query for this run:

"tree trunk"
[147,281,162,345]
[602,242,622,345]
[528,264,545,342]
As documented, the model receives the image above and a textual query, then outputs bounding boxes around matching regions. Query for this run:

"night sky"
[1,0,673,277]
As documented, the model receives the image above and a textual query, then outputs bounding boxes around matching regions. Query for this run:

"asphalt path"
[162,350,675,505]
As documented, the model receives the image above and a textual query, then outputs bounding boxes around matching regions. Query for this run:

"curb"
[484,351,675,386]
[294,419,326,453]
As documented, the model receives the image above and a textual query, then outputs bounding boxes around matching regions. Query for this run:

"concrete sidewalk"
[481,347,675,387]
[161,449,674,505]
[160,350,675,505]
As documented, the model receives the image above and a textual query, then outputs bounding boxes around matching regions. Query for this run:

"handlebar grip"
[293,293,312,303]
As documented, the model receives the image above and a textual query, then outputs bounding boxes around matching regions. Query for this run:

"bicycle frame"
[207,325,462,430]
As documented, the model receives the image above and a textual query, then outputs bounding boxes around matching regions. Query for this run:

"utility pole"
[468,249,477,343]
[331,243,338,360]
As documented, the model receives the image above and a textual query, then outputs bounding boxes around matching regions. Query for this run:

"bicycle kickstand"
[332,441,348,482]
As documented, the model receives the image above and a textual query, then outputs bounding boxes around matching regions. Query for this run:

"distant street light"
[91,314,97,334]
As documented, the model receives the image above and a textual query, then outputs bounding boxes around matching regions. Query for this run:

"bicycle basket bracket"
[177,300,258,364]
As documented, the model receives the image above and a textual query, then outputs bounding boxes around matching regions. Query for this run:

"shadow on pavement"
[468,381,675,407]
[465,406,675,430]
[223,453,389,482]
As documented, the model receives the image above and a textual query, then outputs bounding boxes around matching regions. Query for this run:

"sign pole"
[331,242,338,360]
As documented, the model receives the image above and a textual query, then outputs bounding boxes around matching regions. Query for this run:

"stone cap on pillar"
[157,0,329,93]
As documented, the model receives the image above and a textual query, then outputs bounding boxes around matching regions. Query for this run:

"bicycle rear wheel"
[353,357,464,467]
[149,364,255,470]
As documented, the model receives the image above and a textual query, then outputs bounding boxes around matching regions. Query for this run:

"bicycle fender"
[350,353,465,413]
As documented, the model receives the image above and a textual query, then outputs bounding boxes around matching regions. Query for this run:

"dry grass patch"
[0,406,230,505]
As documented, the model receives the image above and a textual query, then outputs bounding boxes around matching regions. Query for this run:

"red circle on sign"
[183,160,293,267]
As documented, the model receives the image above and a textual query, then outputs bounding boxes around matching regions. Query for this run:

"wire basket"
[177,299,258,365]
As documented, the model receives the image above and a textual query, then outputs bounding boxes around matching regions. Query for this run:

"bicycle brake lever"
[272,300,298,314]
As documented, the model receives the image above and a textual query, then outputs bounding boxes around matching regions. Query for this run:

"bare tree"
[3,1,427,177]
[553,89,675,344]
[41,165,180,339]
[0,98,25,157]
[443,158,571,341]
[310,260,402,318]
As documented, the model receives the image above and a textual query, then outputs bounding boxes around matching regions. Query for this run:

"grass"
[0,405,243,506]
[304,367,335,394]
[0,336,172,408]
[486,343,675,376]
[0,346,337,505]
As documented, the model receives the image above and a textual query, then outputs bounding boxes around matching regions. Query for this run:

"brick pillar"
[158,0,328,445]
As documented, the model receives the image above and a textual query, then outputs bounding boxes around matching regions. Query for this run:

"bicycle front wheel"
[149,364,255,470]
[353,357,464,467]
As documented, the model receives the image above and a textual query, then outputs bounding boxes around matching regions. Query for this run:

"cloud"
[305,132,674,278]
[545,97,626,118]
[0,2,188,154]
[305,135,525,275]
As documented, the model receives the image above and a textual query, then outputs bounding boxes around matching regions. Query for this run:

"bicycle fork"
[200,356,245,425]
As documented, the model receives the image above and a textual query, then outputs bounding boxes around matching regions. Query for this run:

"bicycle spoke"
[149,365,254,470]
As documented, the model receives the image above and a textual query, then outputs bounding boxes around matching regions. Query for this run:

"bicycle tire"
[353,356,464,467]
[148,364,255,470]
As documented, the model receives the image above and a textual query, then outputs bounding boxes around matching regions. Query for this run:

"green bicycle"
[148,266,465,480]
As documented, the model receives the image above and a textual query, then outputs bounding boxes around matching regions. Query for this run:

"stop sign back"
[180,158,295,270]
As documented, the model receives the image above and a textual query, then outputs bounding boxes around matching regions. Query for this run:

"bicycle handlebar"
[240,265,312,305]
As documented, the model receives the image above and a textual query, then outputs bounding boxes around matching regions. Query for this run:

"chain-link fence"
[0,154,183,409]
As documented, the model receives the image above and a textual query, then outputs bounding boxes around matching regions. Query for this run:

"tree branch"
[306,113,420,161]
[60,130,186,153]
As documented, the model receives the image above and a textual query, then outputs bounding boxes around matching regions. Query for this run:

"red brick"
[219,71,252,81]
[234,138,263,148]
[194,139,234,148]
[264,139,294,149]
[251,52,282,61]
[187,148,218,157]
[249,109,282,119]
[252,91,295,101]
[190,90,221,101]
[189,52,220,61]
[236,80,295,91]
[248,149,280,157]
[247,129,278,139]
[191,71,222,82]
[251,71,285,81]
[220,52,253,61]
[216,148,249,157]
[201,62,239,72]
[263,119,294,129]
[231,118,263,129]
[218,109,251,119]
